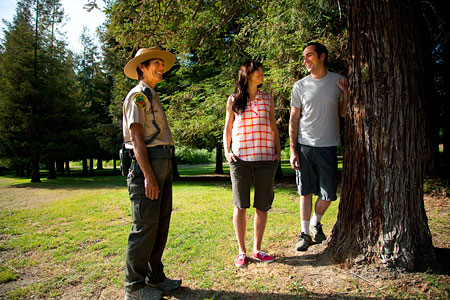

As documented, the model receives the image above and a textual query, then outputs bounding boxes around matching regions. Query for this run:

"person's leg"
[230,158,252,256]
[253,208,268,252]
[234,207,247,254]
[252,160,277,259]
[310,146,338,243]
[309,198,330,243]
[296,144,318,235]
[300,193,313,234]
[313,198,330,218]
[147,157,172,284]
[296,194,314,251]
[125,178,161,293]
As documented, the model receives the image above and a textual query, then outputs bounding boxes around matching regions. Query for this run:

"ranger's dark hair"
[232,60,263,114]
[303,42,328,65]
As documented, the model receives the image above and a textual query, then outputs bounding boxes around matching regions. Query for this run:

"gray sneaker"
[310,223,326,243]
[147,278,182,291]
[296,232,313,251]
[124,286,163,300]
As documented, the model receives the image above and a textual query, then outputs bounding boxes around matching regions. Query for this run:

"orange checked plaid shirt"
[230,91,275,161]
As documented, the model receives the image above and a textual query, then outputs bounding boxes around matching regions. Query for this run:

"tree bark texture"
[442,6,450,177]
[56,160,65,175]
[82,159,88,175]
[65,160,71,175]
[47,158,56,179]
[97,159,104,170]
[215,144,224,174]
[89,158,94,174]
[328,0,435,271]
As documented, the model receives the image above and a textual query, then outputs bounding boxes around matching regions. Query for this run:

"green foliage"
[75,27,118,161]
[0,0,84,180]
[175,146,215,165]
[103,0,348,160]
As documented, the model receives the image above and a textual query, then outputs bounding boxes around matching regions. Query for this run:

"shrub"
[175,146,215,165]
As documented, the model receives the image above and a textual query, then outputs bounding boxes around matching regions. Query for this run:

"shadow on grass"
[170,287,400,300]
[2,168,296,190]
[276,249,333,268]
[5,176,237,190]
[8,175,127,190]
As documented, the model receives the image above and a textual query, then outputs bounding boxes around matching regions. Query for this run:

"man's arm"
[337,77,348,117]
[289,106,302,170]
[130,123,160,200]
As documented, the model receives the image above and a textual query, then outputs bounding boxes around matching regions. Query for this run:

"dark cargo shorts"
[229,157,278,211]
[296,144,337,201]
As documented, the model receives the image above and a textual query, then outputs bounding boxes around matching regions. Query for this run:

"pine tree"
[0,0,81,182]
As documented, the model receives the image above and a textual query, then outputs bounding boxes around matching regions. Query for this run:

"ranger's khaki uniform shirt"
[122,81,173,149]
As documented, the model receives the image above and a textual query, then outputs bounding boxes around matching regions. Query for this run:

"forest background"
[0,0,448,182]
[0,0,449,298]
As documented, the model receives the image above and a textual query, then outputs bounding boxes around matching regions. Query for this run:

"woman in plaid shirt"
[223,60,281,268]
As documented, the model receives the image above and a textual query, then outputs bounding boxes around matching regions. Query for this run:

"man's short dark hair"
[303,42,328,65]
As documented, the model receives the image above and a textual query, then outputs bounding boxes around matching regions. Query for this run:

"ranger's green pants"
[124,154,173,293]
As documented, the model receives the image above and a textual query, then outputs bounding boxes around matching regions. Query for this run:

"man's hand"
[290,150,300,170]
[337,78,348,117]
[337,77,348,92]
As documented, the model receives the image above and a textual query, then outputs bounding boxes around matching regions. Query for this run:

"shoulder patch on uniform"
[132,93,147,109]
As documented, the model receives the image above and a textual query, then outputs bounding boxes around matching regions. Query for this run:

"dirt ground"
[1,181,449,300]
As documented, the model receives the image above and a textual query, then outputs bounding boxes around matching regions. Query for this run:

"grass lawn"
[0,162,448,299]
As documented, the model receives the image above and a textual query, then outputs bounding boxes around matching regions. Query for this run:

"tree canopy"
[102,0,348,170]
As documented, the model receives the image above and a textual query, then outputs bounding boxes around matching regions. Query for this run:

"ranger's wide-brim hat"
[123,47,176,80]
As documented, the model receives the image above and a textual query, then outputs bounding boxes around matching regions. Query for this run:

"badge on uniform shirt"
[132,93,147,109]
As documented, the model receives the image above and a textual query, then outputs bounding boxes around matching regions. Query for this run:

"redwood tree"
[328,0,435,271]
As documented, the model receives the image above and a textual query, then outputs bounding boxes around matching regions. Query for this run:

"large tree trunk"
[56,160,65,175]
[328,0,435,271]
[215,144,223,174]
[65,160,71,176]
[442,7,450,178]
[47,158,56,179]
[97,158,103,170]
[30,148,41,183]
[89,158,94,174]
[82,159,88,175]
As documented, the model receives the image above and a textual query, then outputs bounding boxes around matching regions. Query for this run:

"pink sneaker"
[235,253,248,268]
[252,250,274,263]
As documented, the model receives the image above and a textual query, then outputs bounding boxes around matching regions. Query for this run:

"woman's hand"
[225,152,238,163]
[273,152,281,162]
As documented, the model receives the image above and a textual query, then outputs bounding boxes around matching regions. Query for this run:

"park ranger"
[122,47,181,300]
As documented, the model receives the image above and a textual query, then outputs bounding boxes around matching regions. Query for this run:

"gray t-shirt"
[291,71,344,147]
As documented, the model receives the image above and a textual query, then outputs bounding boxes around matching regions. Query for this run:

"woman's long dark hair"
[232,60,263,114]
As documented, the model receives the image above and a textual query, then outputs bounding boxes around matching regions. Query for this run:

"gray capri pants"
[229,157,278,211]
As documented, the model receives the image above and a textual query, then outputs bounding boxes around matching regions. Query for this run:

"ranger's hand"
[145,175,160,200]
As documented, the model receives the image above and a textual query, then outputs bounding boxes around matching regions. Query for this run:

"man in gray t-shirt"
[289,42,348,251]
